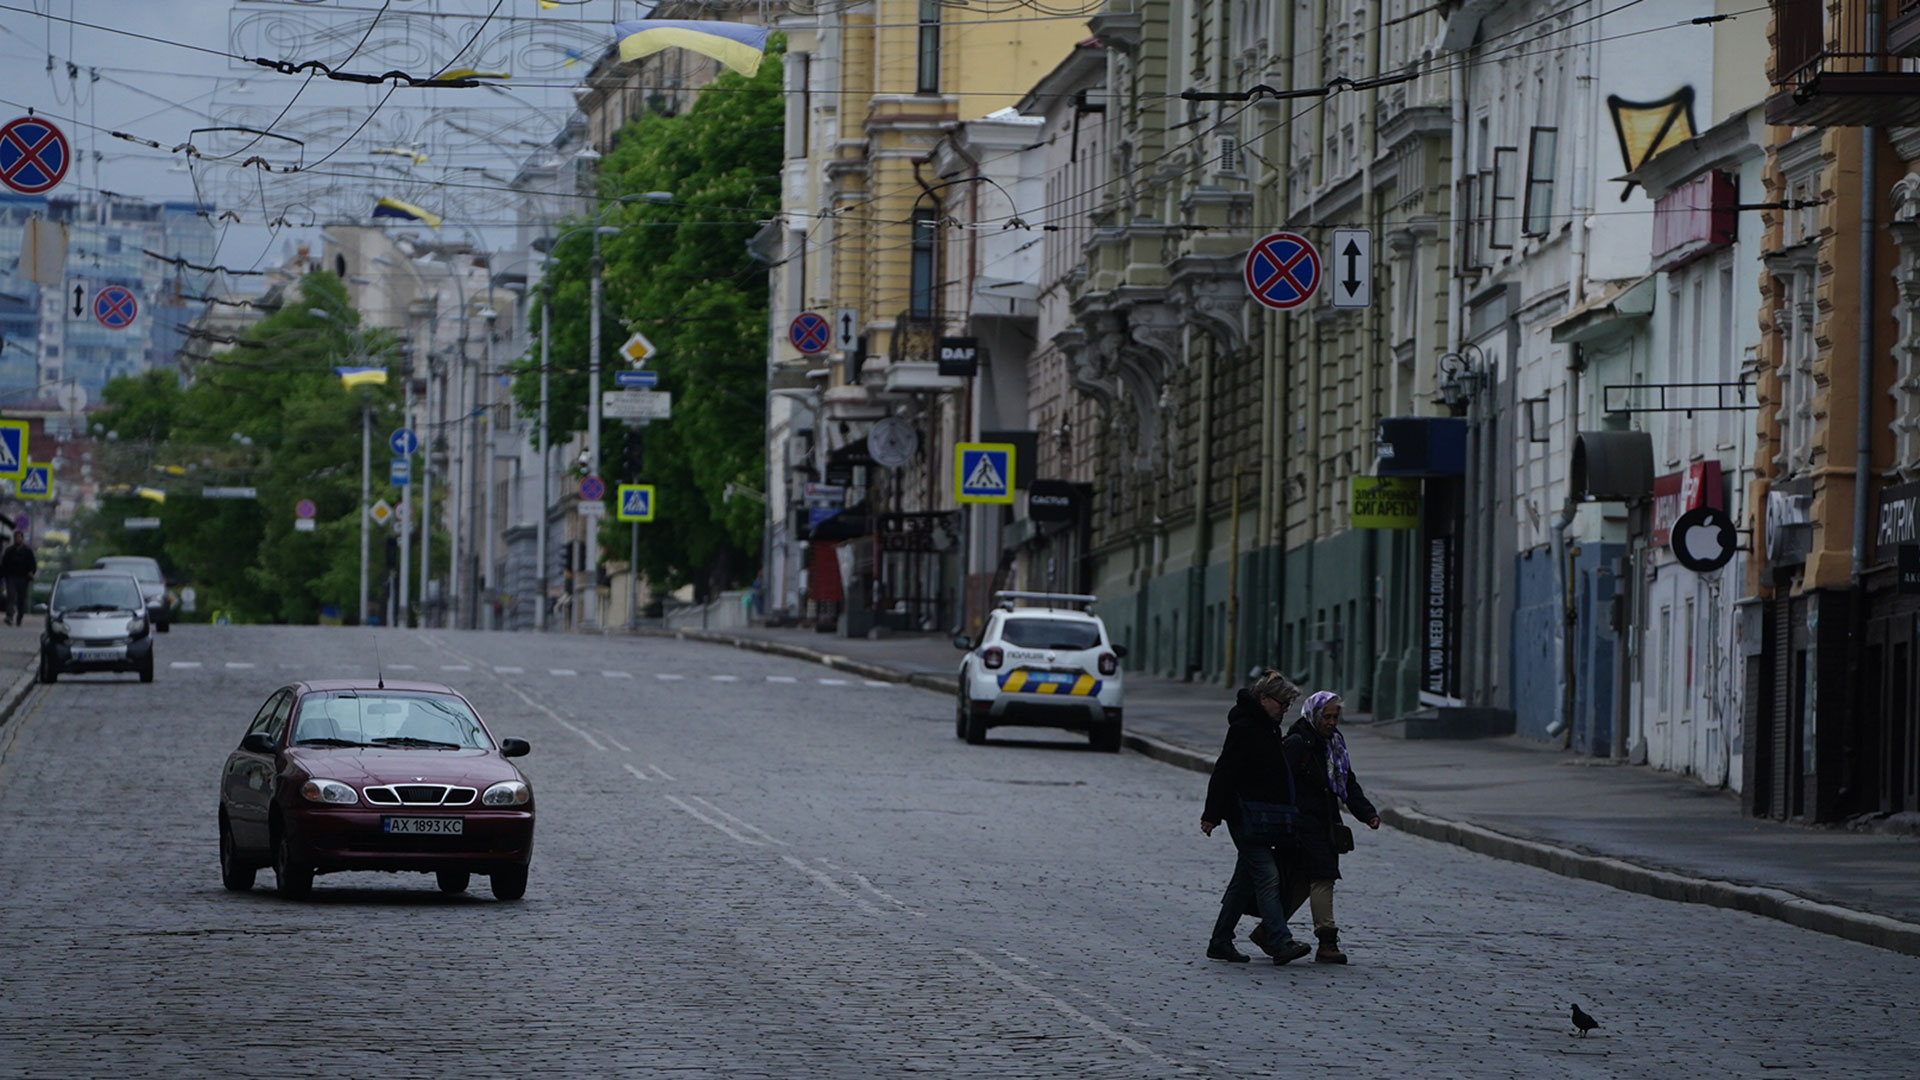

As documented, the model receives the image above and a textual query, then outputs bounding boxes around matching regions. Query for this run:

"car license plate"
[73,648,122,662]
[382,816,463,836]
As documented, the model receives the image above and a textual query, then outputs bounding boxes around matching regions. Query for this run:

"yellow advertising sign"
[1351,476,1421,529]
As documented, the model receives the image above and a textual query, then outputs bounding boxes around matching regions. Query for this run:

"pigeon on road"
[1570,1004,1600,1037]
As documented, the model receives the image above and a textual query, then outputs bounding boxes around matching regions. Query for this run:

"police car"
[953,592,1127,751]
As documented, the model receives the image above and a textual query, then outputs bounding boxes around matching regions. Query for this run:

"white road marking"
[818,677,849,686]
[709,674,737,682]
[622,763,654,782]
[864,680,893,688]
[818,857,923,916]
[781,854,883,916]
[441,664,471,672]
[665,794,764,846]
[169,661,201,669]
[494,666,524,675]
[549,668,577,677]
[389,664,417,670]
[591,728,631,753]
[226,662,255,669]
[428,641,605,752]
[766,675,797,683]
[602,670,632,679]
[955,948,1195,1073]
[654,673,684,681]
[648,763,676,781]
[687,795,783,846]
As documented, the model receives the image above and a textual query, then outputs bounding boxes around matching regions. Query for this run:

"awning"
[1547,274,1656,346]
[1571,430,1654,502]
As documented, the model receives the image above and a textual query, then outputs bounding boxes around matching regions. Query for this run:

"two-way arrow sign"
[1330,228,1372,310]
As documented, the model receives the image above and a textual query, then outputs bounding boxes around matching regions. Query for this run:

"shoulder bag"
[1329,810,1356,855]
[1237,750,1302,849]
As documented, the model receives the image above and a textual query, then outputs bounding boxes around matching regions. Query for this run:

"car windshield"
[51,577,144,613]
[97,558,163,584]
[291,692,491,750]
[999,617,1102,650]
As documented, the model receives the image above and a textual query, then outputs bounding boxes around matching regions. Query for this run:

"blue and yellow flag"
[372,197,442,229]
[335,366,389,389]
[614,19,769,77]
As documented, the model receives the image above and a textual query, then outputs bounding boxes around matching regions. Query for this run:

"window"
[1659,606,1673,716]
[999,618,1102,650]
[916,0,941,94]
[1490,146,1518,249]
[910,208,937,318]
[1523,127,1558,237]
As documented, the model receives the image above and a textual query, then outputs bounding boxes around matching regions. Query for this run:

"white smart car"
[953,592,1127,751]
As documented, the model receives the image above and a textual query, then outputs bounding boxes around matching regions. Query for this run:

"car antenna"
[373,634,385,689]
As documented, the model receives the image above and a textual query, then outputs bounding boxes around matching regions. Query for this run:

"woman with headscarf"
[1275,690,1380,963]
[1199,669,1314,965]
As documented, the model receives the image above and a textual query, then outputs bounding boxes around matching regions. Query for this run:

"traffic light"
[622,429,644,479]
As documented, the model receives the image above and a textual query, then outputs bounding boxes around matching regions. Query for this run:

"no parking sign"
[1244,232,1322,310]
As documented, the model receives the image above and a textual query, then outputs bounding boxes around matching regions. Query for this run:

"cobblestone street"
[2,626,1915,1078]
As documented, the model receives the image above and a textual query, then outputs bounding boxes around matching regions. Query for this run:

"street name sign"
[202,486,258,499]
[125,517,160,530]
[602,390,672,420]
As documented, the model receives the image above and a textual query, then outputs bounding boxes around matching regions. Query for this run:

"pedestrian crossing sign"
[617,484,655,522]
[955,442,1016,504]
[16,463,50,500]
[0,420,26,481]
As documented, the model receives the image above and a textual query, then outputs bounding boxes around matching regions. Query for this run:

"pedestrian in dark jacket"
[1278,690,1380,963]
[1200,669,1313,965]
[0,532,35,626]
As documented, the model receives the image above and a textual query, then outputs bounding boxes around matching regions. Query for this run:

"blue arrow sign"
[615,370,658,388]
[390,459,410,486]
[389,428,419,457]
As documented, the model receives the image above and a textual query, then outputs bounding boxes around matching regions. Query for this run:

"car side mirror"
[499,737,531,758]
[31,602,46,614]
[1112,645,1129,659]
[241,732,277,755]
[951,635,972,651]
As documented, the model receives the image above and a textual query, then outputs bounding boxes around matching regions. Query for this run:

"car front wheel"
[137,655,154,683]
[490,866,528,901]
[437,871,471,894]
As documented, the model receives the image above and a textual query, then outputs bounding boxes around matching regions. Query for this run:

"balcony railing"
[1769,0,1920,126]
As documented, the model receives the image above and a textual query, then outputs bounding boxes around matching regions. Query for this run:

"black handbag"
[1329,820,1356,855]
[1237,755,1302,848]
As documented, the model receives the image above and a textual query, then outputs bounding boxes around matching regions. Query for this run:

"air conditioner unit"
[1214,135,1242,177]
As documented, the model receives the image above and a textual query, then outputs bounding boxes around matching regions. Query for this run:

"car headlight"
[481,780,530,807]
[300,778,360,805]
[48,618,67,636]
[127,616,147,635]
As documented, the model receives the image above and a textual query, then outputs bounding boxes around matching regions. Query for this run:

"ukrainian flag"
[335,366,389,389]
[372,197,442,229]
[614,19,769,77]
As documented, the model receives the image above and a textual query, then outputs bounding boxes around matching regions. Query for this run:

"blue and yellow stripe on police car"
[996,670,1101,696]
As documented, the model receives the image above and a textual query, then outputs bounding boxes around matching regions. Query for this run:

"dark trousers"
[1208,822,1295,948]
[5,576,27,624]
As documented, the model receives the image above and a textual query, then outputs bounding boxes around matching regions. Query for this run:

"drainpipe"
[1189,325,1213,681]
[1549,345,1584,744]
[1853,126,1879,580]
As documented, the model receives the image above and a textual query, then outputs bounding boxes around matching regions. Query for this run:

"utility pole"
[482,308,497,630]
[399,330,412,626]
[537,290,550,632]
[585,229,603,632]
[359,388,371,626]
[420,354,435,626]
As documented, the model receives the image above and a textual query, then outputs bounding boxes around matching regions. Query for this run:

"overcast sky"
[0,0,639,279]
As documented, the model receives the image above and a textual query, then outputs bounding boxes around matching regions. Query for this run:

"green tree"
[514,42,782,596]
[80,273,429,623]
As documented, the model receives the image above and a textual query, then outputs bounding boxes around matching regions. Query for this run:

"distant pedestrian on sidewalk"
[0,531,35,626]
[1276,690,1379,964]
[1200,669,1313,965]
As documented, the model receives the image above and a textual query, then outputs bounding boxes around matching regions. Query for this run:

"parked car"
[93,555,174,631]
[953,592,1127,751]
[37,569,155,683]
[217,680,536,901]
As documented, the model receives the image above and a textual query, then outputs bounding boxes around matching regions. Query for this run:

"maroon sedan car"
[218,680,535,901]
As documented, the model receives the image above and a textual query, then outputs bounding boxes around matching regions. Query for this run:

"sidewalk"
[652,623,1920,955]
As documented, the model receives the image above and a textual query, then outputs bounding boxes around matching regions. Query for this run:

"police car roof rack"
[994,590,1098,612]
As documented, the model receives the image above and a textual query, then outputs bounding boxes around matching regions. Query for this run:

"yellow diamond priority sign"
[620,331,656,366]
[369,499,393,525]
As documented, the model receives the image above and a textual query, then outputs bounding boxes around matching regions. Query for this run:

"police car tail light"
[1098,652,1117,676]
[981,647,1004,670]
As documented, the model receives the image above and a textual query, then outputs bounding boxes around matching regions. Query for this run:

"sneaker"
[1206,943,1250,963]
[1272,939,1312,965]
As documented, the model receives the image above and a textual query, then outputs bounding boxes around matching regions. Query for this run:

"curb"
[661,628,1920,957]
[0,660,37,731]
